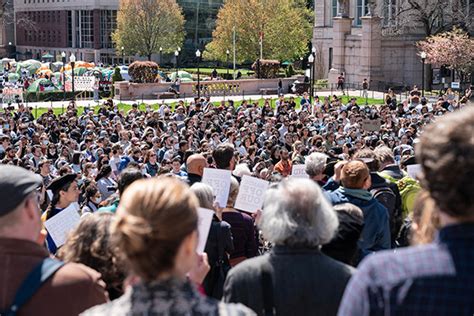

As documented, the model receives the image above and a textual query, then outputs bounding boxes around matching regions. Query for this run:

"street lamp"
[308,53,315,102]
[311,47,317,98]
[174,50,179,79]
[61,51,66,101]
[420,51,427,97]
[226,49,230,77]
[70,53,76,101]
[159,47,163,65]
[196,49,201,99]
[121,46,125,65]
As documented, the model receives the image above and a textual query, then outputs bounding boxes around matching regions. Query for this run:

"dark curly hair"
[57,212,126,299]
[416,106,474,218]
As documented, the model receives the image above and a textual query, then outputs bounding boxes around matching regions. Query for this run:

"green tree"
[204,0,312,63]
[113,0,185,61]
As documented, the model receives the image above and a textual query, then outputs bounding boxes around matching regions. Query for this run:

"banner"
[1,87,23,104]
[65,76,96,92]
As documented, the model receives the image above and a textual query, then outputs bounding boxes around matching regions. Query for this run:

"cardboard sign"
[407,164,422,180]
[234,175,269,213]
[196,207,214,254]
[291,164,309,178]
[361,119,382,132]
[202,168,232,208]
[44,202,81,248]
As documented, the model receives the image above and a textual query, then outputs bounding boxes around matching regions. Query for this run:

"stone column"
[328,17,352,84]
[359,16,384,87]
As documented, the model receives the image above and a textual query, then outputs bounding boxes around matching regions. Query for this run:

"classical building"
[13,0,120,63]
[312,0,473,88]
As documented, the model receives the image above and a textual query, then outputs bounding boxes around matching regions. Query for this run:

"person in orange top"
[274,148,292,177]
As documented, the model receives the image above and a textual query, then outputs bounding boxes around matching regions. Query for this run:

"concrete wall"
[114,77,304,100]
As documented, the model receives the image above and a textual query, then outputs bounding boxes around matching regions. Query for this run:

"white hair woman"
[223,178,354,316]
[304,152,328,184]
[190,183,234,299]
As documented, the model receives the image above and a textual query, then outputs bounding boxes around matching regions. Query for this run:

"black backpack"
[0,258,64,316]
[370,186,399,241]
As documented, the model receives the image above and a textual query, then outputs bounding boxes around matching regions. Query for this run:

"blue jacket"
[326,187,391,260]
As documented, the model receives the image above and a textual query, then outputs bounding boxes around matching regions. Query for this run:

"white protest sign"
[202,168,232,208]
[234,175,269,213]
[407,164,422,180]
[196,207,214,254]
[291,164,309,178]
[44,202,81,247]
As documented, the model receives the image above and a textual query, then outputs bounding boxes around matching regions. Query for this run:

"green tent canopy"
[42,53,54,59]
[27,78,58,93]
[169,71,192,81]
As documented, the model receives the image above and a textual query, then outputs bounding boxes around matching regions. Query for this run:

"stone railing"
[113,76,305,101]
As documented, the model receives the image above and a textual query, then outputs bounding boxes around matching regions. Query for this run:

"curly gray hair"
[260,178,338,247]
[305,152,328,178]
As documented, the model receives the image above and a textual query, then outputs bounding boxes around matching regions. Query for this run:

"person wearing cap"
[42,173,80,254]
[326,160,391,262]
[0,165,107,315]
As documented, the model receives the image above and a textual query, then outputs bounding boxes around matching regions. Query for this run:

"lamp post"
[226,49,230,77]
[159,47,163,65]
[196,49,201,99]
[174,50,179,79]
[121,46,125,65]
[70,53,76,101]
[61,51,66,102]
[311,46,317,98]
[420,51,427,97]
[308,53,314,103]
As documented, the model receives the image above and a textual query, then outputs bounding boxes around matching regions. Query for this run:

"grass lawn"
[28,95,384,118]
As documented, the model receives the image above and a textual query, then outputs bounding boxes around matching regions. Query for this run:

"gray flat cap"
[0,165,42,216]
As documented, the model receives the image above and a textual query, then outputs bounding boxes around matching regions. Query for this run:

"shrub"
[285,64,295,77]
[251,59,280,79]
[112,67,124,83]
[128,61,159,83]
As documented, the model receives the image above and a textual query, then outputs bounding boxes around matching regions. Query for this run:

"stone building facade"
[312,0,472,88]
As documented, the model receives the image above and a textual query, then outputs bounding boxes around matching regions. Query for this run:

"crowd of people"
[0,84,473,315]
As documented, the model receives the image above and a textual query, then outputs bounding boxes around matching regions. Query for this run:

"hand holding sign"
[234,175,269,213]
[202,168,232,208]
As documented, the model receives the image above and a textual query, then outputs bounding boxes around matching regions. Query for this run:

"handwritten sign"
[291,164,309,179]
[202,168,232,208]
[234,175,269,213]
[407,164,422,180]
[65,76,96,92]
[196,207,214,254]
[361,119,382,132]
[44,202,81,247]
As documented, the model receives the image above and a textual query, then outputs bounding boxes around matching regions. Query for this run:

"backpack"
[379,171,421,218]
[370,186,399,241]
[0,258,64,316]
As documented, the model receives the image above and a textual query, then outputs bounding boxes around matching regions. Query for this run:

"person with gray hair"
[223,178,354,316]
[305,152,328,185]
[190,182,233,299]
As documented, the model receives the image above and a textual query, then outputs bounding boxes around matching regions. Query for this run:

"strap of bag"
[1,258,64,316]
[216,222,225,265]
[261,262,276,316]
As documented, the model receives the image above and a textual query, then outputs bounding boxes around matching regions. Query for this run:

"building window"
[383,0,398,26]
[355,0,369,26]
[67,11,72,47]
[329,47,333,70]
[76,10,94,48]
[332,0,339,18]
[100,10,117,49]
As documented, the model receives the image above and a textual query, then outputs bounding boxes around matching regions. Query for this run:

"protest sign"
[234,175,269,213]
[44,202,81,247]
[407,164,422,180]
[196,207,214,254]
[202,168,232,208]
[65,76,96,92]
[291,164,309,178]
[361,119,382,132]
[2,87,23,104]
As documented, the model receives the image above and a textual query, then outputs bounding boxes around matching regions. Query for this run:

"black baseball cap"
[0,165,42,216]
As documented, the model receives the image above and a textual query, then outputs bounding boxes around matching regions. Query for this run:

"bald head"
[186,154,207,176]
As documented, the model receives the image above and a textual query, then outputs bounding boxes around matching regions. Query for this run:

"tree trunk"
[147,54,151,61]
[426,64,433,91]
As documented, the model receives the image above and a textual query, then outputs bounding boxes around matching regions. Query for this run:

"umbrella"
[169,71,192,81]
[41,53,54,59]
